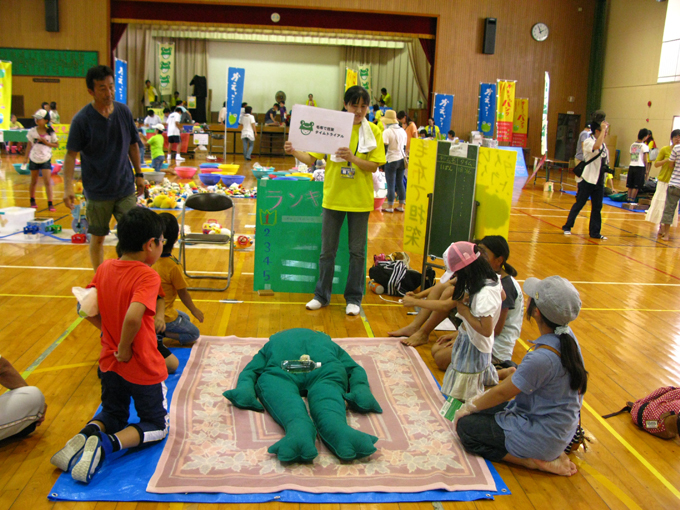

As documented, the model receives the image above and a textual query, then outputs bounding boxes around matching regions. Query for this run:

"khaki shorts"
[86,194,137,236]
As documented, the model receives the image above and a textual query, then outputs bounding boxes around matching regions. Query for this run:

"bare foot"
[533,453,577,476]
[400,330,430,347]
[662,235,670,241]
[497,367,516,380]
[388,324,419,337]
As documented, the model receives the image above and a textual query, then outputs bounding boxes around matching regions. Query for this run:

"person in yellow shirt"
[306,94,317,107]
[379,88,392,108]
[425,117,441,139]
[144,80,159,108]
[153,214,205,368]
[169,91,181,108]
[285,86,386,316]
[373,104,383,124]
[646,129,680,231]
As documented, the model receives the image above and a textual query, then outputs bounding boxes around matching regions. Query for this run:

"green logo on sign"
[300,120,314,135]
[481,122,491,132]
[228,113,237,125]
[0,69,5,78]
[160,75,170,85]
[360,69,369,78]
[160,47,172,59]
[160,61,171,71]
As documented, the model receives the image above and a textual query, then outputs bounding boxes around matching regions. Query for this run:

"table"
[1,129,29,143]
[532,157,569,188]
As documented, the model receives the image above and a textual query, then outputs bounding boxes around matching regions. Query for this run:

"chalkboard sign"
[254,179,350,294]
[0,48,98,77]
[428,142,479,258]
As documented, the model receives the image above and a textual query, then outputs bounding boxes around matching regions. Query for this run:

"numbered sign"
[254,179,350,294]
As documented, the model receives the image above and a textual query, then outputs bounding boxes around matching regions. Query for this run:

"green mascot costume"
[223,328,383,463]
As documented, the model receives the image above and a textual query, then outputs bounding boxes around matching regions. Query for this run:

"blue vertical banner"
[477,83,496,137]
[226,67,245,128]
[114,58,127,104]
[433,93,454,138]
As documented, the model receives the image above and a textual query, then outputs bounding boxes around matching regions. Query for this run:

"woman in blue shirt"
[454,276,587,476]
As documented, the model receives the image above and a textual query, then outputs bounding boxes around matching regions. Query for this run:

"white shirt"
[492,276,524,362]
[630,142,649,167]
[581,136,608,185]
[27,127,58,164]
[240,114,257,140]
[382,124,407,163]
[143,114,162,128]
[458,277,503,353]
[218,107,227,124]
[167,112,181,137]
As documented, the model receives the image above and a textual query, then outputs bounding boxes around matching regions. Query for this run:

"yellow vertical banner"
[51,124,70,160]
[474,147,516,240]
[0,61,12,130]
[345,68,358,91]
[496,80,516,143]
[511,98,529,147]
[403,138,437,255]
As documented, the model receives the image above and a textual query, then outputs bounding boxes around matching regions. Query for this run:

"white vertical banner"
[541,71,550,156]
[157,42,175,96]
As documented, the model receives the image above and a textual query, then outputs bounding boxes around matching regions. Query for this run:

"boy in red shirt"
[51,207,169,484]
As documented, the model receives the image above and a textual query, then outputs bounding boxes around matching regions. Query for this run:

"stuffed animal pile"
[138,178,258,209]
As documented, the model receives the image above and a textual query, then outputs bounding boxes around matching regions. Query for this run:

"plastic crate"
[0,207,36,233]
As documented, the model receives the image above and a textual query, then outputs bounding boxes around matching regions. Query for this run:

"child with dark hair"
[239,106,257,161]
[628,128,650,202]
[152,213,204,348]
[455,276,586,477]
[24,109,58,211]
[51,207,169,484]
[436,242,511,399]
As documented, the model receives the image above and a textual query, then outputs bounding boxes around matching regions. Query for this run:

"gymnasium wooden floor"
[1,153,679,510]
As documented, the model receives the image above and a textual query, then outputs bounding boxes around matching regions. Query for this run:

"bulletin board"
[253,179,350,294]
[0,48,98,77]
[473,147,517,240]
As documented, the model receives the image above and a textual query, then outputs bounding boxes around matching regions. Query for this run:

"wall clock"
[531,23,549,42]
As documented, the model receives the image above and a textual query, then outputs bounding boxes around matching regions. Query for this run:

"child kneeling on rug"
[51,207,169,484]
[153,213,204,352]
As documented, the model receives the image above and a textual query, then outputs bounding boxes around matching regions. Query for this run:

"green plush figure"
[223,328,383,463]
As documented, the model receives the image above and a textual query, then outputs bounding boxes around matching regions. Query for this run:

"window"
[658,0,680,83]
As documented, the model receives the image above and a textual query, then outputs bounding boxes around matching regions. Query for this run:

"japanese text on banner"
[345,68,358,91]
[474,147,516,240]
[403,138,437,254]
[114,58,127,104]
[157,43,174,96]
[226,67,245,128]
[542,72,550,155]
[511,98,528,148]
[496,80,516,143]
[0,61,12,130]
[477,83,496,138]
[433,93,454,139]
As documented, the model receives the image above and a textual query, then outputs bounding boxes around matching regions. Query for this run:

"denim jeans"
[151,155,165,172]
[562,179,604,237]
[242,137,254,159]
[314,208,369,306]
[456,402,509,462]
[384,159,406,205]
[159,310,200,344]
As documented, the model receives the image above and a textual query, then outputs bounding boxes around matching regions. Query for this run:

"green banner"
[253,179,350,294]
[0,48,97,77]
[0,61,12,129]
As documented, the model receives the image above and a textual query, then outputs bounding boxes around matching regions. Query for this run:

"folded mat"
[50,339,509,503]
[561,189,645,212]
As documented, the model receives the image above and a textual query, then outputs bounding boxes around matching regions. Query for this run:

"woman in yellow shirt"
[306,94,317,107]
[285,86,386,316]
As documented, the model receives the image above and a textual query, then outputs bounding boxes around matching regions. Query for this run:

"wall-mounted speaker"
[483,18,496,55]
[45,0,59,32]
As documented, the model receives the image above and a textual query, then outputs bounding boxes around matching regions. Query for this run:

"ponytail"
[477,235,517,277]
[526,299,588,394]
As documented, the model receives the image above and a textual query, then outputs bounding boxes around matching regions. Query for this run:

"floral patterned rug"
[148,336,497,494]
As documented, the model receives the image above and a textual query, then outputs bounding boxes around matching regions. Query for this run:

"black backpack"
[368,261,422,296]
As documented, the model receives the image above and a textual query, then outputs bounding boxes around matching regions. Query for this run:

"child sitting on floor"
[51,207,169,484]
[153,213,204,348]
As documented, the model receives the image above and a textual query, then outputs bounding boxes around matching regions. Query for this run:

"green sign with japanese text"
[0,48,98,77]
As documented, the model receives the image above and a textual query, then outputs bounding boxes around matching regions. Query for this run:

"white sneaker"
[306,299,326,310]
[346,304,361,316]
[563,230,571,236]
[175,155,185,163]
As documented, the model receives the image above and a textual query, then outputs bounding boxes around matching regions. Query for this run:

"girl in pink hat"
[435,242,512,400]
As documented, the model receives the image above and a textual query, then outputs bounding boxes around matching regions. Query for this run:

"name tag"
[340,166,355,179]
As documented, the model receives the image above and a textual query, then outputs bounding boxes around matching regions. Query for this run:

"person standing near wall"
[306,94,317,107]
[659,141,680,241]
[63,65,145,271]
[284,86,386,316]
[381,110,407,213]
[379,88,392,108]
[628,129,649,203]
[143,80,158,108]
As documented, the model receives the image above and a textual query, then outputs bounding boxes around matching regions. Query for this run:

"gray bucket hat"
[523,276,581,326]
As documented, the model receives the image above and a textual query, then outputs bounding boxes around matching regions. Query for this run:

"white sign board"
[288,105,354,155]
[193,133,209,145]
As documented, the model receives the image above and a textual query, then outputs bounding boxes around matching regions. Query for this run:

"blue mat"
[562,190,645,213]
[49,348,509,503]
